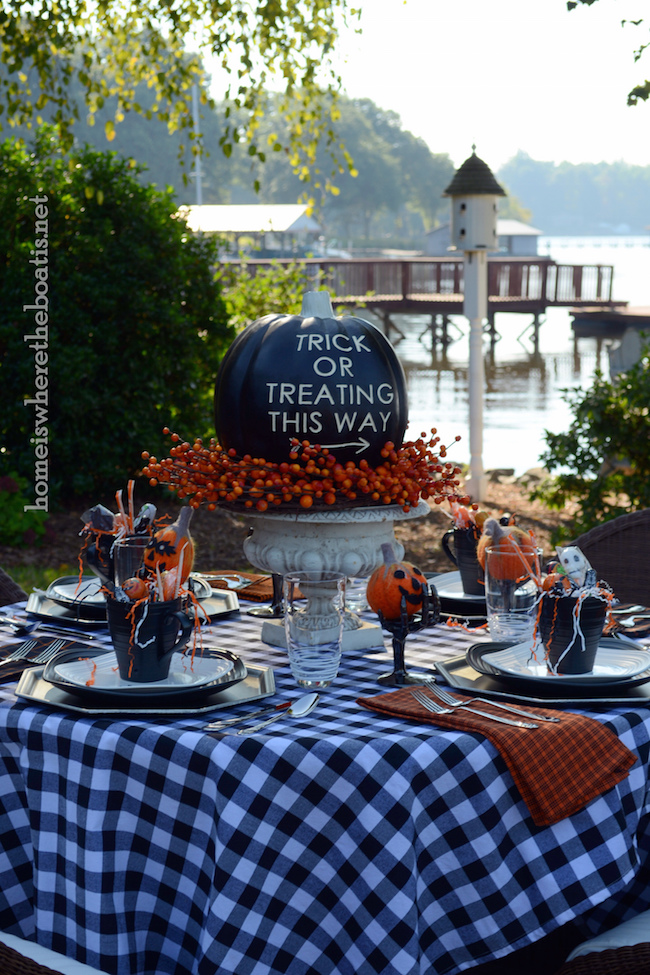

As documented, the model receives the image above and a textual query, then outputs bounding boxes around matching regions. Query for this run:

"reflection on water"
[365,307,608,477]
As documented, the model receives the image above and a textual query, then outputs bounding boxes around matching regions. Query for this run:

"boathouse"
[177,203,322,257]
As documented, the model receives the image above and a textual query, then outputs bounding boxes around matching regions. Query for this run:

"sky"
[328,0,650,171]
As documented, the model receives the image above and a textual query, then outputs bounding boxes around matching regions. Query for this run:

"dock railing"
[222,256,615,309]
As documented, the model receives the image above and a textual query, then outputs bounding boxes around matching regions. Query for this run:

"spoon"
[237,692,319,734]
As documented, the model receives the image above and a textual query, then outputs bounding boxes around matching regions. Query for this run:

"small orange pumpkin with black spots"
[366,543,426,619]
[143,506,194,584]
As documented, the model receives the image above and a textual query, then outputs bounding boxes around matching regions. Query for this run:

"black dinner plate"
[43,644,247,705]
[27,574,236,629]
[465,639,650,696]
[435,650,650,708]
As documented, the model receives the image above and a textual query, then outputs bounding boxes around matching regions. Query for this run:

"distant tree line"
[53,85,457,248]
[498,152,650,235]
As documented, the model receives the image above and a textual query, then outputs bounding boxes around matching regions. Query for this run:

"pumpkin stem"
[380,542,397,565]
[301,290,334,319]
[176,505,193,534]
[482,518,505,543]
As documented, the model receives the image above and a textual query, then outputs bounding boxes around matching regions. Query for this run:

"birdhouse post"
[444,150,506,501]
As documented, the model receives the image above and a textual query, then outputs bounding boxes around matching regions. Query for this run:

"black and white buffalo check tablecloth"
[0,602,650,975]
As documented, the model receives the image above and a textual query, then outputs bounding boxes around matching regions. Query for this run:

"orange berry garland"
[141,428,468,513]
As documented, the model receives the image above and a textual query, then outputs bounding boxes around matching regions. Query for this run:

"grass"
[9,564,77,594]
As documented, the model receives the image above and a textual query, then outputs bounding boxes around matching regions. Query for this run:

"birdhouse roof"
[444,151,506,197]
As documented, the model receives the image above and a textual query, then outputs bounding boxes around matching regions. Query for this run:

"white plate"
[488,641,650,682]
[51,649,235,693]
[428,571,486,607]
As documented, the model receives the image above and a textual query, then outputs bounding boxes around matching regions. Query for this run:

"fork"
[426,681,560,723]
[410,687,538,729]
[0,639,67,670]
[0,639,39,667]
[32,640,67,664]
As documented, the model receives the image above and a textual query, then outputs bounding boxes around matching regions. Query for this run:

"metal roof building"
[178,203,320,235]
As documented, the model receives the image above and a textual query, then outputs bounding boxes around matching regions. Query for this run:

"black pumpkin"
[214,292,408,466]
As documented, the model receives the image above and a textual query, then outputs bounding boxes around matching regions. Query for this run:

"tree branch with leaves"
[567,0,650,104]
[0,0,358,185]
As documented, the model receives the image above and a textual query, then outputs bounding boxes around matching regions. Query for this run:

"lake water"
[374,236,650,476]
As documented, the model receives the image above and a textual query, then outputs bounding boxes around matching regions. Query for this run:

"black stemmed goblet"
[376,582,441,686]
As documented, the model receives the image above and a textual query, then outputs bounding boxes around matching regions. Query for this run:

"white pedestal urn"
[242,500,430,649]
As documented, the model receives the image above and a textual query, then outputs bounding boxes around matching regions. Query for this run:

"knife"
[204,700,291,731]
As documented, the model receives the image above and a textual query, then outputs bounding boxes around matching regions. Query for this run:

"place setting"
[13,496,275,716]
[433,527,650,706]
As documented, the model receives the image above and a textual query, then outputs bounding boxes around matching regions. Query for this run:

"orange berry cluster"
[141,428,469,513]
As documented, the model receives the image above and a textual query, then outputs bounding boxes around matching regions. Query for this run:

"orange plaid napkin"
[357,686,637,827]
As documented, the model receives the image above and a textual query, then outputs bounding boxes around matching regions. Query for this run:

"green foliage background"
[532,338,650,538]
[0,128,234,505]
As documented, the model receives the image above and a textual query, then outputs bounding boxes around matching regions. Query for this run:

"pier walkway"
[225,255,622,348]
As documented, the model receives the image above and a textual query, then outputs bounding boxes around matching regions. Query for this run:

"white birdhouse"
[444,149,506,252]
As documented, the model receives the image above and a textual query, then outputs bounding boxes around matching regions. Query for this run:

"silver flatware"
[204,700,292,731]
[32,640,67,664]
[0,638,67,669]
[237,692,319,734]
[616,615,650,627]
[426,681,560,723]
[410,687,538,729]
[0,640,39,666]
[0,616,95,641]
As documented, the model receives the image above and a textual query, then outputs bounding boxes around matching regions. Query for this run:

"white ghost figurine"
[556,545,595,589]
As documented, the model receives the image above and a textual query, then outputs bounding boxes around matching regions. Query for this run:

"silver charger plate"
[487,640,650,683]
[15,663,276,716]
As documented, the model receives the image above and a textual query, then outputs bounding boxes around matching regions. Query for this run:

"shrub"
[531,338,650,538]
[0,473,49,546]
[0,127,234,504]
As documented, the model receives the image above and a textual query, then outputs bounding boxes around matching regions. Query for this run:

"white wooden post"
[463,250,488,500]
[443,150,506,503]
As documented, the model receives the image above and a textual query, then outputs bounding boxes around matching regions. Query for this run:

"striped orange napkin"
[357,686,636,827]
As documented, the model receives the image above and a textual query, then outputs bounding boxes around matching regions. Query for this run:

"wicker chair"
[0,933,105,975]
[552,908,650,975]
[0,568,27,608]
[570,509,650,605]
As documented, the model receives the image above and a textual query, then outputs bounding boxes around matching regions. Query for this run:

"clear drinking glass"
[283,571,346,688]
[484,546,540,644]
[113,535,150,590]
[346,577,369,614]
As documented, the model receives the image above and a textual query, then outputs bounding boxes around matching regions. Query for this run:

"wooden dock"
[226,256,621,349]
[570,305,650,339]
[227,256,617,310]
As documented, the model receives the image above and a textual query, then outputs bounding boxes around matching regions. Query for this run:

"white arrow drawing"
[318,438,371,454]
